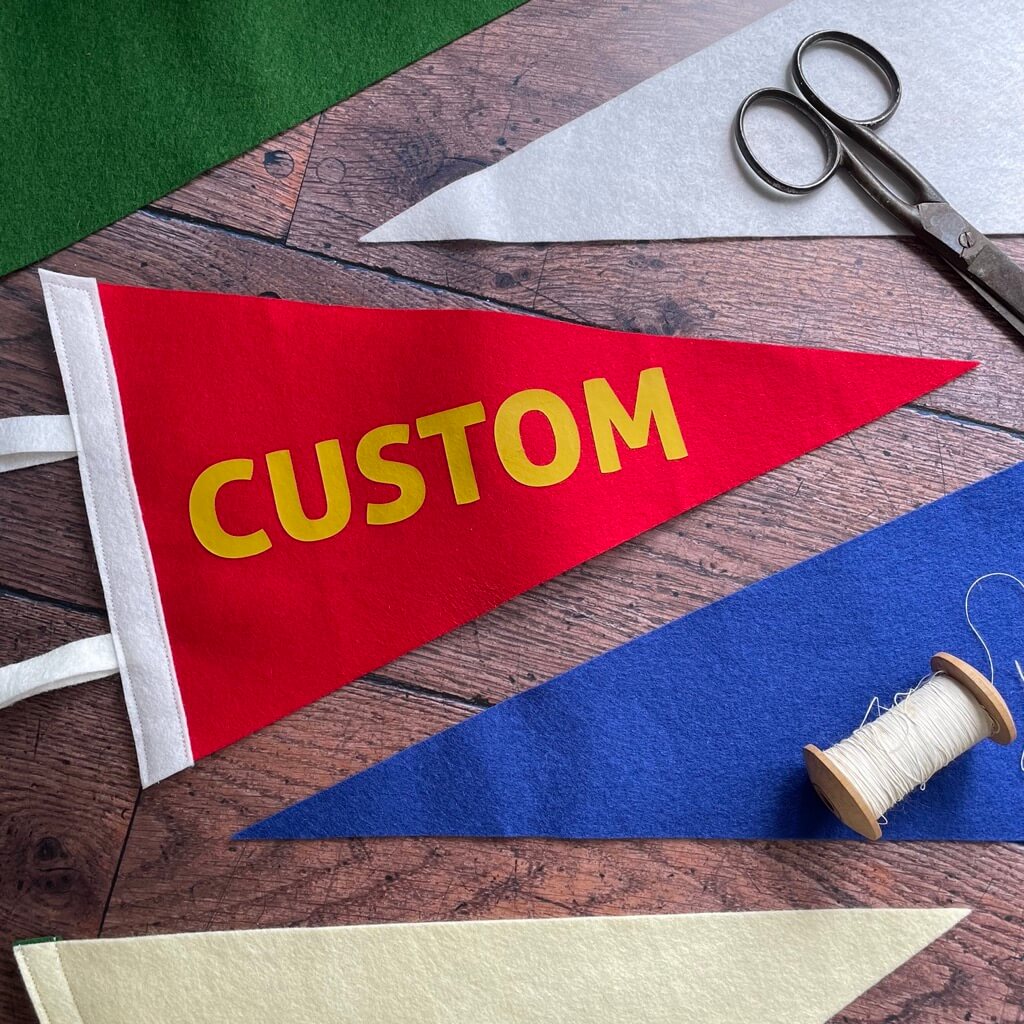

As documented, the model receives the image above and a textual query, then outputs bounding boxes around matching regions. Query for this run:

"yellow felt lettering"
[188,459,271,559]
[356,423,426,526]
[494,388,581,487]
[266,439,351,542]
[584,367,687,473]
[416,401,486,505]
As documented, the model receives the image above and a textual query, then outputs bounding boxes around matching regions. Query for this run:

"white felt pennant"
[363,0,1024,243]
[15,909,966,1024]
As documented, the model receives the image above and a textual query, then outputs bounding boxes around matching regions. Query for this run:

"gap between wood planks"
[96,787,143,934]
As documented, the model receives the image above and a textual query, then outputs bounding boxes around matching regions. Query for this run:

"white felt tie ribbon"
[0,634,118,710]
[0,415,77,472]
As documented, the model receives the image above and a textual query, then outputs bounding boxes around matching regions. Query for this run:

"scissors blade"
[917,203,1024,341]
[953,266,1024,340]
[959,242,1024,341]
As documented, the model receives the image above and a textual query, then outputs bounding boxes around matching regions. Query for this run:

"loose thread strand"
[964,572,1024,770]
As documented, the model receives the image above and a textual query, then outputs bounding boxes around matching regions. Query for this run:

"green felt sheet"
[0,0,523,277]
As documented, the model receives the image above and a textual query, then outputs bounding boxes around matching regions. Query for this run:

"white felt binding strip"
[0,634,118,709]
[39,270,193,786]
[0,415,78,472]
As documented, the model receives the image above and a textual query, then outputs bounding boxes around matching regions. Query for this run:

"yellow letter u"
[266,439,352,542]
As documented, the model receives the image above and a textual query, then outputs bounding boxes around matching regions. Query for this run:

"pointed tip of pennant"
[359,208,454,244]
[904,906,970,933]
[234,820,275,841]
[234,815,285,841]
[359,191,456,243]
[359,172,502,243]
[945,907,972,928]
[360,221,403,243]
[234,790,372,840]
[911,354,978,388]
[835,349,976,407]
[359,225,389,243]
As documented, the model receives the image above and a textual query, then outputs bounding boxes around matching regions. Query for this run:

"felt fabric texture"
[34,271,970,785]
[0,0,523,277]
[14,909,968,1024]
[0,635,117,709]
[363,0,1024,243]
[40,273,192,786]
[0,415,76,472]
[240,463,1024,842]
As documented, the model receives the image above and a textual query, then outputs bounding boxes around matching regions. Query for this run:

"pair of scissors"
[735,30,1024,340]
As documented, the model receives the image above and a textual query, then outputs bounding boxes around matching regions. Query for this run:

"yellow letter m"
[584,367,687,473]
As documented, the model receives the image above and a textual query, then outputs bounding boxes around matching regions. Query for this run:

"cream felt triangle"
[363,0,1024,243]
[15,909,967,1024]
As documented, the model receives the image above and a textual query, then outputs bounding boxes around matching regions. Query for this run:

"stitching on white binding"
[47,278,191,778]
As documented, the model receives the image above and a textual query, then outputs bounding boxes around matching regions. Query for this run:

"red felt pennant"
[41,275,974,778]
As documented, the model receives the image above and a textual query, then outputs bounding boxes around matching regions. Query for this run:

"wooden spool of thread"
[805,653,1017,839]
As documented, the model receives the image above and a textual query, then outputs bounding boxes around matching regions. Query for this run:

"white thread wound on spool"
[824,672,994,819]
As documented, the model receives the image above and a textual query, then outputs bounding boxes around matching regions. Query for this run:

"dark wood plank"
[285,0,1024,433]
[0,593,136,1024]
[0,461,103,610]
[153,119,319,240]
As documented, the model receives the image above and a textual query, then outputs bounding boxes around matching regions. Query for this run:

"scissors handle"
[735,88,841,195]
[735,31,944,226]
[735,31,1024,339]
[791,31,901,131]
[794,32,944,214]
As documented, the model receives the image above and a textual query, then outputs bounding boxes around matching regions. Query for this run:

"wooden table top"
[2,2,1022,1021]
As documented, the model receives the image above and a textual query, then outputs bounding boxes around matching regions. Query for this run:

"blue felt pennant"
[239,463,1024,841]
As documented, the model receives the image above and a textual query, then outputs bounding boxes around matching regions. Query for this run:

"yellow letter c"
[189,459,271,559]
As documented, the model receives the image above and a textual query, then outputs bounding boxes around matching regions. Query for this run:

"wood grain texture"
[0,594,135,1024]
[2,2,1023,1022]
[152,119,318,240]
